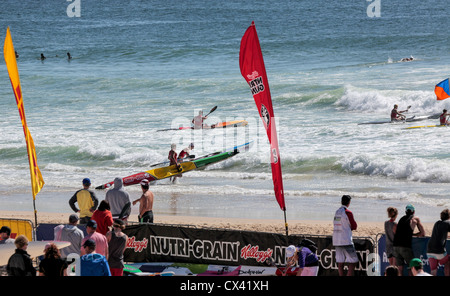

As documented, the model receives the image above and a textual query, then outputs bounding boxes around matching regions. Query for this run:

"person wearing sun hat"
[393,204,426,275]
[409,258,432,276]
[283,239,319,276]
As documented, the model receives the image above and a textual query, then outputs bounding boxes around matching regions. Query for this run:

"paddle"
[204,106,217,117]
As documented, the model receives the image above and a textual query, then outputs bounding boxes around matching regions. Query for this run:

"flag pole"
[284,210,288,236]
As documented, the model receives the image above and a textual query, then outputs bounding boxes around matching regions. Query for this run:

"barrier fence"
[3,220,449,276]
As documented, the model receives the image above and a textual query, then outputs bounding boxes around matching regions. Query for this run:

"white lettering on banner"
[148,235,240,263]
[248,76,265,95]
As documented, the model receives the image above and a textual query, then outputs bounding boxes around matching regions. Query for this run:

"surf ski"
[358,113,440,125]
[157,120,248,132]
[95,141,252,189]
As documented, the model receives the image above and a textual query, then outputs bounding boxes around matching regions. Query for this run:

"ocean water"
[1,0,449,225]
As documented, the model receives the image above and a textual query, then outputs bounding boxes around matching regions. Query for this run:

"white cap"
[285,245,296,258]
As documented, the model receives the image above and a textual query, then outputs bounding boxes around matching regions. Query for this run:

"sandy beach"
[0,210,435,240]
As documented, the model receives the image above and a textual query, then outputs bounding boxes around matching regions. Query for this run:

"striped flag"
[4,27,44,199]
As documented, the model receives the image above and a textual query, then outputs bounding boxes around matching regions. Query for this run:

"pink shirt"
[81,231,108,257]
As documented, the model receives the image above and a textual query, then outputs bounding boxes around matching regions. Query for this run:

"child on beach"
[384,207,398,265]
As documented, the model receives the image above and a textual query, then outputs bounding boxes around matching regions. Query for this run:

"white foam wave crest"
[339,153,450,183]
[335,85,450,114]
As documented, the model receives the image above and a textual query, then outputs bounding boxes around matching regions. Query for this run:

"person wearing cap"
[426,208,450,276]
[106,219,128,276]
[283,240,319,276]
[439,109,450,125]
[409,258,432,276]
[80,220,108,258]
[80,239,111,276]
[332,194,358,276]
[59,214,85,259]
[393,204,425,276]
[68,178,99,224]
[0,226,15,244]
[132,179,154,223]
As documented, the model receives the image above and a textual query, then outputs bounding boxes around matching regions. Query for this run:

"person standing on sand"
[132,179,154,223]
[80,220,108,259]
[105,177,131,222]
[7,235,36,276]
[426,208,450,276]
[91,200,114,236]
[80,239,111,276]
[68,178,99,224]
[0,226,15,244]
[58,214,84,259]
[392,204,425,276]
[410,258,432,276]
[106,219,128,276]
[384,207,398,265]
[332,194,358,276]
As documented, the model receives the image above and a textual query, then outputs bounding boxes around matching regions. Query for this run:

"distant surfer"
[440,109,450,126]
[67,52,72,60]
[178,143,194,160]
[40,53,46,60]
[391,104,409,122]
[401,56,414,62]
[192,110,209,129]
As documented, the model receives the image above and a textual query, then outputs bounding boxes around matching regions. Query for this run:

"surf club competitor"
[332,194,358,276]
[439,109,450,125]
[168,144,182,182]
[192,110,209,129]
[390,104,409,122]
[178,143,194,160]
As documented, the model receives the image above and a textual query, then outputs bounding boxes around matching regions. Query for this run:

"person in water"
[168,144,183,183]
[439,109,450,125]
[192,110,209,129]
[391,104,409,122]
[178,143,194,160]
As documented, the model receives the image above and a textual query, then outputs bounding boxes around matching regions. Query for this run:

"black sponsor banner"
[123,223,374,276]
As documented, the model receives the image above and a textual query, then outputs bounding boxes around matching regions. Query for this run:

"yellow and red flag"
[4,27,44,199]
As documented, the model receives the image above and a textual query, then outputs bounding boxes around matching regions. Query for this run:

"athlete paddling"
[440,109,450,125]
[391,104,410,122]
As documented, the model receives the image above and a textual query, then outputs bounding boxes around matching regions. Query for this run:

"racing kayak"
[358,113,440,125]
[95,142,252,189]
[157,120,248,131]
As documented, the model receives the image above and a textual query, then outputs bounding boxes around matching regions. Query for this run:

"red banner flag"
[239,22,286,211]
